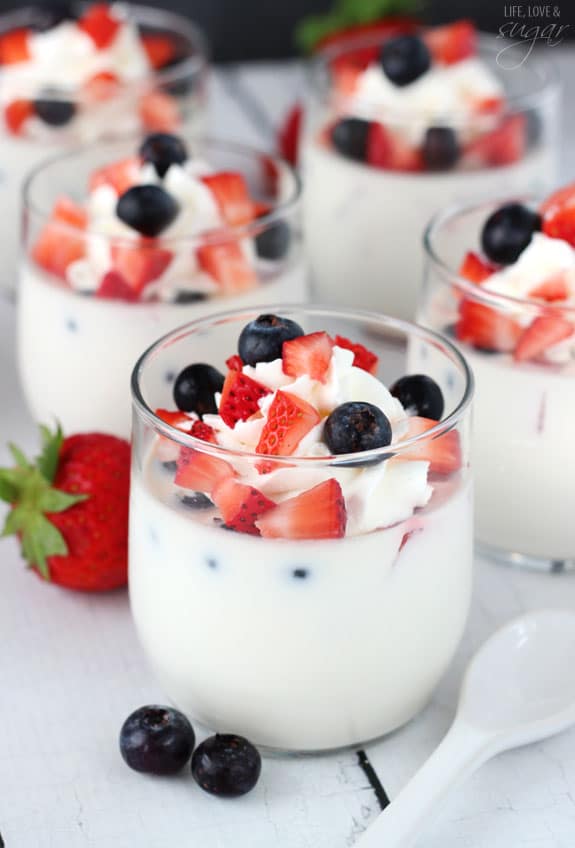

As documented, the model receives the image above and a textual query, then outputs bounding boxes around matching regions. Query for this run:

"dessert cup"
[129,304,474,752]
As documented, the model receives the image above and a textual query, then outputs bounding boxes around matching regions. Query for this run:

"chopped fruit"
[139,90,180,133]
[333,335,378,375]
[212,478,275,535]
[324,402,392,454]
[155,408,193,430]
[120,706,195,776]
[456,299,523,352]
[191,734,261,798]
[401,417,461,475]
[278,103,302,167]
[332,62,363,97]
[473,95,505,114]
[190,420,217,443]
[459,251,496,284]
[481,203,541,265]
[110,240,172,293]
[468,114,526,167]
[175,449,234,494]
[173,364,224,415]
[541,183,575,247]
[32,218,85,280]
[5,99,33,135]
[89,156,141,195]
[96,270,140,302]
[83,70,121,102]
[380,34,431,88]
[141,34,177,69]
[366,122,394,169]
[256,478,346,540]
[116,185,179,237]
[239,314,303,366]
[424,20,476,65]
[390,375,444,421]
[529,272,571,302]
[53,196,88,229]
[0,28,31,64]
[282,331,334,383]
[256,391,320,456]
[514,315,574,362]
[78,3,120,49]
[226,354,244,371]
[197,240,258,293]
[201,172,255,227]
[218,371,271,428]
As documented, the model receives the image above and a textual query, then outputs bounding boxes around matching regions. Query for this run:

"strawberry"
[218,371,271,428]
[155,408,193,430]
[5,99,33,134]
[78,3,120,49]
[89,156,141,195]
[256,391,320,456]
[455,299,522,352]
[141,34,177,69]
[541,184,575,247]
[256,478,346,540]
[459,251,497,284]
[312,18,418,52]
[0,425,130,591]
[83,70,121,102]
[226,354,244,372]
[332,62,363,97]
[278,103,302,166]
[473,95,505,115]
[401,417,461,474]
[366,121,394,169]
[424,20,477,65]
[32,200,86,279]
[212,478,275,536]
[201,172,255,227]
[0,28,31,64]
[529,272,571,302]
[190,420,217,443]
[139,90,180,132]
[110,240,172,294]
[467,114,526,167]
[333,335,379,374]
[53,196,88,228]
[282,332,334,383]
[175,448,234,494]
[96,270,140,302]
[514,315,574,362]
[197,240,258,292]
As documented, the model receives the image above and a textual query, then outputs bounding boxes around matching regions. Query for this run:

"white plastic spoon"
[356,609,575,848]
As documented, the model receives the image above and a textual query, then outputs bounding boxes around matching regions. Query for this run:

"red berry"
[458,251,497,284]
[141,34,177,69]
[5,99,33,134]
[467,114,526,167]
[139,90,180,133]
[96,270,140,302]
[175,449,234,494]
[110,240,172,294]
[256,390,320,456]
[218,371,271,428]
[0,28,31,64]
[225,354,244,372]
[78,3,121,49]
[401,418,462,475]
[190,420,218,443]
[212,478,276,535]
[455,299,523,352]
[282,331,334,383]
[155,408,193,430]
[197,240,258,292]
[333,335,379,374]
[89,156,141,195]
[424,20,477,65]
[83,70,121,102]
[528,272,571,302]
[256,478,347,540]
[514,315,574,362]
[201,172,255,227]
[541,184,575,248]
[277,103,302,167]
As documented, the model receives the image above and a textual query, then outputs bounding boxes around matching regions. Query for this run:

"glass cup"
[0,3,209,296]
[302,34,560,321]
[19,137,304,437]
[129,304,474,752]
[419,197,574,572]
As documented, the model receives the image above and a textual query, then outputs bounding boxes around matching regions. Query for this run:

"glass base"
[477,541,575,574]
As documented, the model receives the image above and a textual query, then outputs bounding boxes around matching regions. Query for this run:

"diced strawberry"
[175,449,234,494]
[53,196,88,229]
[282,332,334,383]
[541,184,575,247]
[529,272,571,302]
[89,156,141,195]
[197,240,258,292]
[212,477,276,536]
[473,96,505,115]
[218,371,271,428]
[155,408,193,430]
[332,61,363,98]
[139,90,180,132]
[78,3,121,49]
[467,114,526,167]
[278,103,302,167]
[0,28,31,64]
[459,251,497,284]
[455,299,522,352]
[256,478,346,540]
[226,354,244,372]
[391,136,424,172]
[424,20,477,65]
[514,315,574,362]
[32,220,85,280]
[401,417,462,475]
[256,391,320,456]
[334,335,379,375]
[5,99,33,134]
[83,70,121,102]
[96,270,140,302]
[110,240,172,293]
[190,420,217,443]
[141,34,177,69]
[201,172,255,227]
[366,121,394,169]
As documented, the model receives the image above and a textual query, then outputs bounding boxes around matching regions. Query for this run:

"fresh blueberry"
[174,291,207,304]
[380,34,431,87]
[238,313,303,366]
[390,374,444,420]
[422,127,460,171]
[481,202,541,265]
[173,363,224,415]
[324,402,392,454]
[330,118,370,162]
[34,93,76,126]
[255,217,291,260]
[179,492,213,510]
[120,705,195,775]
[32,1,76,31]
[139,133,189,178]
[191,734,261,797]
[116,185,179,238]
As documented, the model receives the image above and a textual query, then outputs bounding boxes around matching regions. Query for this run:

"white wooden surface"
[1,48,575,848]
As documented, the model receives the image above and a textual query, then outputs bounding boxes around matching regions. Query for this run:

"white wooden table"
[1,49,575,848]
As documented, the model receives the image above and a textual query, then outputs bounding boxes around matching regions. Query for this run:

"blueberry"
[32,1,76,31]
[380,34,431,87]
[139,133,189,178]
[324,402,392,454]
[255,218,291,260]
[330,118,371,162]
[481,202,541,265]
[34,93,76,126]
[174,291,207,304]
[116,185,179,238]
[179,492,213,509]
[422,127,460,171]
[390,374,444,420]
[120,705,195,775]
[191,734,261,797]
[173,363,224,415]
[238,313,303,366]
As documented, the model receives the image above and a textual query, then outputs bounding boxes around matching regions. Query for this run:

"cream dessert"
[129,308,474,751]
[302,21,559,319]
[418,187,575,568]
[18,135,305,436]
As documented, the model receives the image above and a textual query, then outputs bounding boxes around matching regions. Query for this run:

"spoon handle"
[355,719,494,848]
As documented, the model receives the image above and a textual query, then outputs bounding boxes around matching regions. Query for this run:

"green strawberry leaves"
[295,0,419,53]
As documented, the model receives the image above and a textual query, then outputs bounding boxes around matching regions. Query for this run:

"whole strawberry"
[0,424,130,591]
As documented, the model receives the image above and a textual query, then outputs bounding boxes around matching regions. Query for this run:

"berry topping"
[528,272,571,302]
[390,375,444,420]
[514,315,574,363]
[32,197,87,279]
[120,706,195,775]
[190,420,218,443]
[89,156,141,195]
[402,417,462,474]
[116,184,179,238]
[255,218,291,260]
[256,478,347,540]
[5,99,33,134]
[424,20,476,65]
[380,34,431,87]
[175,449,234,494]
[212,478,276,535]
[201,172,255,227]
[110,240,172,294]
[278,102,302,167]
[225,354,244,372]
[422,127,460,171]
[459,251,497,284]
[155,408,193,431]
[34,93,76,126]
[467,114,526,167]
[173,363,225,415]
[455,299,522,353]
[481,203,541,265]
[141,34,178,69]
[139,132,188,178]
[78,3,120,49]
[323,401,392,454]
[96,270,139,302]
[218,371,271,428]
[196,241,258,293]
[333,335,379,374]
[191,734,261,798]
[541,183,575,247]
[0,28,31,64]
[238,314,304,367]
[282,331,334,383]
[330,117,370,162]
[256,391,320,457]
[138,90,180,133]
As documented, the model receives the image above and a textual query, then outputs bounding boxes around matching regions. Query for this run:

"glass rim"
[130,302,475,465]
[423,195,575,317]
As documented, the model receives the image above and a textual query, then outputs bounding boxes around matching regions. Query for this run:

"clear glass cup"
[302,34,560,321]
[0,3,209,296]
[19,137,304,437]
[129,304,474,752]
[419,197,574,572]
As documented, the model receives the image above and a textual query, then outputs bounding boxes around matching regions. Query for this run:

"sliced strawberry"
[333,334,379,375]
[190,420,217,443]
[366,121,394,169]
[226,354,244,372]
[424,20,477,65]
[529,272,571,302]
[541,184,575,247]
[455,299,522,352]
[256,391,320,456]
[155,408,193,430]
[0,28,31,64]
[5,99,33,134]
[218,371,271,428]
[78,3,121,49]
[401,417,462,475]
[212,477,276,536]
[197,240,258,292]
[139,90,180,132]
[459,251,497,284]
[391,136,424,172]
[110,240,172,293]
[141,34,177,69]
[332,61,364,98]
[256,478,346,540]
[467,114,526,167]
[473,95,505,115]
[96,270,140,302]
[201,172,255,227]
[32,219,85,280]
[282,332,334,383]
[175,449,234,494]
[514,315,574,362]
[278,103,302,167]
[53,196,88,229]
[89,156,141,195]
[83,70,121,102]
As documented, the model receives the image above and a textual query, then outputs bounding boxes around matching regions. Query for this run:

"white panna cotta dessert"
[129,306,474,752]
[302,21,559,320]
[18,134,305,437]
[417,188,575,570]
